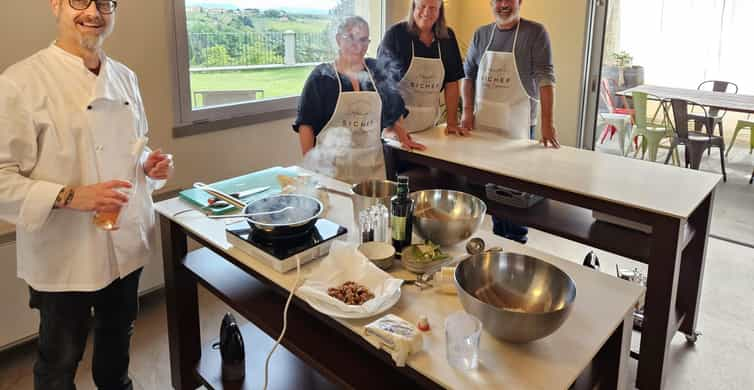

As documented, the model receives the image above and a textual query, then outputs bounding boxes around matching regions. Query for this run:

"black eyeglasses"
[69,0,118,14]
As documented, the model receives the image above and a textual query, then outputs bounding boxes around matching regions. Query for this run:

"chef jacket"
[0,43,164,292]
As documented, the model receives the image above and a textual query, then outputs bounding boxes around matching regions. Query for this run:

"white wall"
[0,0,591,233]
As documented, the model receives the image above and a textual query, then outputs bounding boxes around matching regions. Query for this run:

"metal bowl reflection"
[454,252,576,343]
[410,190,486,246]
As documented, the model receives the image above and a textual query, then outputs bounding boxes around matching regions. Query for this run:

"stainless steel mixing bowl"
[410,190,486,246]
[454,252,577,343]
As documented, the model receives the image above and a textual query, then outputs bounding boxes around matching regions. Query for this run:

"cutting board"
[178,166,299,214]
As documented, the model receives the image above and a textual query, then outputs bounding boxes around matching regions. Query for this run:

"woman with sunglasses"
[293,16,425,185]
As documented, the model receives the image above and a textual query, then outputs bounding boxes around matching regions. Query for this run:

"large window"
[172,0,385,128]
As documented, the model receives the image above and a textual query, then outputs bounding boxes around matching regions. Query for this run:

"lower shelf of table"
[197,322,338,390]
[182,246,441,389]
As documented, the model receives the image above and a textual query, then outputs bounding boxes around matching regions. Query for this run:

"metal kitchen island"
[155,168,644,390]
[383,127,721,389]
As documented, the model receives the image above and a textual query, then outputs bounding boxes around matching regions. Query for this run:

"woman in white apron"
[294,16,424,184]
[378,0,467,136]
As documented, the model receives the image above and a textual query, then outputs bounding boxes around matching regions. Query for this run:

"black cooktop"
[226,219,348,260]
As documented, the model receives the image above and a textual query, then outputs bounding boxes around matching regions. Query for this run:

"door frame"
[578,0,610,150]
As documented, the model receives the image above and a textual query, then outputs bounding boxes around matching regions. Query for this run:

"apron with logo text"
[474,23,533,139]
[303,62,385,184]
[398,41,445,133]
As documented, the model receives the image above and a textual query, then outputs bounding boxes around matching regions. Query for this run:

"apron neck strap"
[486,21,521,53]
[332,61,378,93]
[512,21,521,51]
[411,36,443,59]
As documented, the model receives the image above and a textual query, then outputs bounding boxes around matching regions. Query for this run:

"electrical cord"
[262,255,302,390]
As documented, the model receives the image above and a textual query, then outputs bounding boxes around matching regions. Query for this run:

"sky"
[186,0,339,10]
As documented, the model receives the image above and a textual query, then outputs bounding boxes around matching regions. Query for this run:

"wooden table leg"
[612,311,633,390]
[383,143,399,181]
[572,311,633,390]
[677,192,713,340]
[161,217,202,390]
[637,217,684,390]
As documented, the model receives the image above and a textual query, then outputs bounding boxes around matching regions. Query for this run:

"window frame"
[170,0,386,135]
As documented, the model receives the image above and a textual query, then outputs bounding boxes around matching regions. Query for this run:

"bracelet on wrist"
[54,188,66,209]
[63,188,75,208]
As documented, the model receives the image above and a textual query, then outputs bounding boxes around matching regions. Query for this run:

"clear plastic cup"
[93,208,122,231]
[445,311,482,370]
[93,183,133,231]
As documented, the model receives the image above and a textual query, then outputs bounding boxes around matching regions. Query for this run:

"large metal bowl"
[454,252,576,343]
[410,190,486,246]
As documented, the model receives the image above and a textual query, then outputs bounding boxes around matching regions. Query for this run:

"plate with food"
[400,241,450,274]
[297,241,403,319]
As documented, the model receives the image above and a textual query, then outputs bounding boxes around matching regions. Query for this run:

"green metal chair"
[726,116,754,157]
[630,92,675,162]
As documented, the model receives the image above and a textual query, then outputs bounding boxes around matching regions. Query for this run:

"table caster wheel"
[685,332,701,344]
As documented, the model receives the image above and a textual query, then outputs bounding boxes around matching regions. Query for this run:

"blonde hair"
[406,0,449,39]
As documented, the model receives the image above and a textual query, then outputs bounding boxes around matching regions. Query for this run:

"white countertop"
[155,169,643,390]
[386,127,720,219]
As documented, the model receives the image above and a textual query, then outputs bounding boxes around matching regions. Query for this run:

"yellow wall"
[448,0,589,146]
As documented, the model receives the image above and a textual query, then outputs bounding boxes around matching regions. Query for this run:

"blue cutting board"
[178,166,299,214]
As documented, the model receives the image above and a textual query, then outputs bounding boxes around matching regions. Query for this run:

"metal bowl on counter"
[321,179,397,221]
[454,252,576,343]
[410,190,486,246]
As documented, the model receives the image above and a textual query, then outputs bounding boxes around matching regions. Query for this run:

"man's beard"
[74,14,112,50]
[79,34,105,50]
[495,8,520,26]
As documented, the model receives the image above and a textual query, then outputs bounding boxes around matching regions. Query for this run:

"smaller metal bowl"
[411,190,487,246]
[455,252,576,343]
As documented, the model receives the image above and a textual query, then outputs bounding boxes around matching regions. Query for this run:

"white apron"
[303,62,385,184]
[474,23,533,139]
[398,41,445,133]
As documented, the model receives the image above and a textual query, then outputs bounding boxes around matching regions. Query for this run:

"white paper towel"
[298,241,403,315]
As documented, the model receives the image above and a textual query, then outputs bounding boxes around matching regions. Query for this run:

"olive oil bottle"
[391,176,414,254]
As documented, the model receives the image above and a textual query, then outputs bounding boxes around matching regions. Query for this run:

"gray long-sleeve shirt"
[464,19,555,124]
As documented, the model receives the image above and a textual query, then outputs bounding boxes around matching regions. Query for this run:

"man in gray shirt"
[461,0,559,147]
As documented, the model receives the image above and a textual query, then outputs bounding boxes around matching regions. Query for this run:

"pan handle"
[316,185,353,199]
[193,182,246,209]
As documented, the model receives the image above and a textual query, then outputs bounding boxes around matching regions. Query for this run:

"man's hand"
[540,123,560,148]
[144,149,174,180]
[67,181,132,212]
[460,110,475,132]
[445,123,471,136]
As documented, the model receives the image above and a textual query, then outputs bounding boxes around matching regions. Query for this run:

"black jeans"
[29,268,142,390]
[491,125,537,243]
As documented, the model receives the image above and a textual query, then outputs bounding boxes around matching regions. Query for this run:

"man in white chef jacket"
[0,1,172,388]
